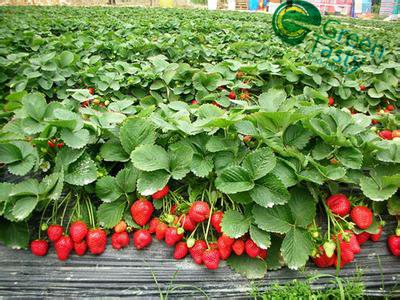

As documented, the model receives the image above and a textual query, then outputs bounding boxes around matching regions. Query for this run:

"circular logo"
[272,0,321,45]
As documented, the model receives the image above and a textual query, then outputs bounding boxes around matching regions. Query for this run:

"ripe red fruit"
[155,222,168,240]
[69,221,88,243]
[334,241,354,268]
[258,249,268,259]
[164,227,183,246]
[232,239,245,256]
[81,100,89,108]
[86,229,107,255]
[359,85,366,91]
[152,185,170,200]
[54,236,73,261]
[133,229,152,250]
[148,218,160,234]
[326,194,351,216]
[191,99,198,105]
[217,234,235,249]
[350,206,373,229]
[202,249,220,270]
[57,142,64,149]
[371,119,379,125]
[219,246,232,260]
[245,239,261,258]
[74,240,87,256]
[189,240,207,264]
[243,135,252,143]
[228,91,236,100]
[313,246,335,268]
[328,97,334,106]
[130,199,154,227]
[111,232,130,250]
[188,201,210,223]
[379,130,393,140]
[355,232,370,244]
[114,220,127,233]
[388,235,400,256]
[371,225,383,242]
[387,104,395,111]
[47,140,55,148]
[47,224,63,242]
[30,240,49,256]
[341,230,361,254]
[181,214,196,232]
[170,204,177,215]
[211,211,223,233]
[173,241,188,259]
[88,87,95,95]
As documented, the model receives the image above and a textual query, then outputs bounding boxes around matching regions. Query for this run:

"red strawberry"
[326,194,351,216]
[258,249,268,259]
[30,240,49,256]
[88,87,95,95]
[181,214,196,232]
[202,249,220,270]
[228,91,236,100]
[243,135,252,143]
[149,218,160,234]
[164,227,183,246]
[69,221,88,243]
[54,236,73,261]
[133,229,152,250]
[86,229,107,255]
[152,185,170,200]
[328,96,334,106]
[114,220,127,233]
[334,240,354,268]
[350,206,373,229]
[245,239,260,258]
[211,211,223,233]
[74,240,87,256]
[232,239,245,256]
[313,246,335,268]
[341,230,361,254]
[170,204,177,215]
[188,201,210,223]
[155,222,168,240]
[111,232,130,250]
[47,140,55,148]
[379,130,393,140]
[219,246,232,260]
[371,225,383,242]
[189,240,207,264]
[47,224,63,242]
[217,234,235,249]
[130,199,154,227]
[371,119,380,125]
[81,100,89,108]
[173,241,188,259]
[388,235,400,256]
[359,85,366,91]
[355,232,370,244]
[191,99,198,105]
[57,142,64,149]
[387,104,395,111]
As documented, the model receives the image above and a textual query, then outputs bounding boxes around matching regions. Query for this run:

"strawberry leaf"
[249,225,271,250]
[252,204,292,234]
[215,166,254,194]
[97,199,126,229]
[131,144,170,172]
[221,210,250,239]
[119,118,156,154]
[227,255,267,279]
[242,147,276,180]
[281,227,313,270]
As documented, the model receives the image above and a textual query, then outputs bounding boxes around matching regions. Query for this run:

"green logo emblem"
[272,0,322,45]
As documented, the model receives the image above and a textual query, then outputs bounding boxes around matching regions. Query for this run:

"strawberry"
[191,99,198,105]
[202,249,220,270]
[350,206,373,229]
[47,140,55,148]
[81,100,89,108]
[228,91,236,100]
[379,130,393,140]
[211,211,223,233]
[57,142,64,149]
[326,194,351,216]
[341,230,361,254]
[164,227,183,246]
[69,221,88,243]
[155,222,168,240]
[130,199,154,227]
[181,214,196,232]
[243,135,252,143]
[371,225,383,242]
[258,249,268,259]
[355,232,370,244]
[217,234,235,249]
[328,96,334,106]
[371,119,380,125]
[30,240,49,256]
[170,204,177,215]
[334,241,354,268]
[173,241,188,259]
[212,101,221,108]
[74,240,87,256]
[188,201,210,223]
[111,232,130,250]
[236,71,244,79]
[88,87,95,95]
[392,130,400,138]
[359,85,366,91]
[387,104,395,111]
[114,220,127,233]
[245,239,260,258]
[133,229,152,250]
[47,224,63,242]
[54,236,73,261]
[189,240,207,264]
[232,239,245,256]
[148,218,160,234]
[388,235,400,256]
[86,228,107,255]
[152,185,170,200]
[219,246,232,260]
[313,246,335,268]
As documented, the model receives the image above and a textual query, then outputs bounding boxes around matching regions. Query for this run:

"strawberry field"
[0,6,400,283]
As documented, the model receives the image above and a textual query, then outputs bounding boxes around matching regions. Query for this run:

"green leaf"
[215,166,254,194]
[97,199,126,229]
[64,154,97,186]
[252,204,292,234]
[271,160,298,187]
[227,255,267,279]
[137,170,170,195]
[336,147,363,169]
[39,172,59,195]
[283,124,312,150]
[0,183,13,203]
[99,142,129,162]
[10,179,39,197]
[359,176,397,201]
[0,220,29,249]
[12,196,38,221]
[242,147,276,180]
[119,118,156,154]
[8,154,36,176]
[281,227,313,270]
[0,143,22,163]
[206,136,238,153]
[60,128,89,149]
[191,154,213,178]
[258,88,287,112]
[131,144,170,172]
[221,210,251,238]
[388,196,400,216]
[21,93,47,121]
[266,236,284,270]
[288,187,316,228]
[376,142,400,163]
[249,225,271,250]
[95,176,121,202]
[169,141,194,180]
[59,51,74,67]
[249,174,290,208]
[116,166,138,194]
